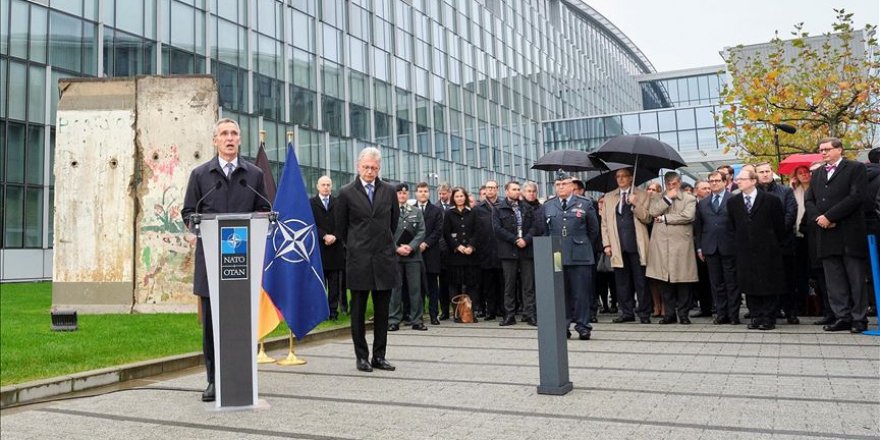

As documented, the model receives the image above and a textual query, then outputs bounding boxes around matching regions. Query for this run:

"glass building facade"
[1,0,657,281]
[640,70,725,110]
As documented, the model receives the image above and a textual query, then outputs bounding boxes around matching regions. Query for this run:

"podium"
[199,212,271,408]
[533,236,572,395]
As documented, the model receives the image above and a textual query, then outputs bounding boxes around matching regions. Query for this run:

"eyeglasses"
[708,179,724,183]
[360,165,379,171]
[817,147,838,153]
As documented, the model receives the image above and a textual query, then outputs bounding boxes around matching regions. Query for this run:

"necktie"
[825,164,836,176]
[712,194,721,212]
[322,197,329,210]
[366,183,374,204]
[744,195,752,213]
[224,162,234,178]
[618,191,627,215]
[561,198,568,211]
[420,204,425,212]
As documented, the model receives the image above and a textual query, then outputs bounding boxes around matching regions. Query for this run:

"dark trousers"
[350,289,391,361]
[325,269,345,316]
[705,253,739,320]
[794,238,811,316]
[775,254,799,318]
[200,296,214,384]
[694,258,713,314]
[479,268,503,316]
[424,271,440,318]
[502,258,535,320]
[812,267,833,319]
[657,280,690,321]
[438,270,450,317]
[563,264,594,332]
[822,255,869,323]
[748,294,776,324]
[614,252,651,319]
[595,269,617,311]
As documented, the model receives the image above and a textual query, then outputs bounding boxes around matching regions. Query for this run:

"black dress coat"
[694,191,735,256]
[804,159,868,259]
[493,198,538,259]
[310,194,345,271]
[727,190,786,296]
[335,177,401,291]
[443,207,479,267]
[419,201,444,274]
[474,199,502,269]
[182,156,271,297]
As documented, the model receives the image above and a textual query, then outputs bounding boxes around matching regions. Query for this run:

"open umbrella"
[532,149,607,172]
[777,153,823,176]
[590,135,686,191]
[584,162,659,193]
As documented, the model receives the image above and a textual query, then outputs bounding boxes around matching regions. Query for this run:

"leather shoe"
[851,322,867,334]
[388,324,400,331]
[713,317,730,325]
[747,321,760,330]
[658,317,676,325]
[356,358,373,372]
[439,313,450,321]
[526,318,537,327]
[412,323,428,331]
[612,316,635,323]
[823,319,852,332]
[578,330,591,340]
[813,317,835,325]
[371,358,396,371]
[485,314,496,321]
[679,318,692,325]
[786,316,800,325]
[566,329,572,339]
[759,323,776,330]
[430,316,440,325]
[201,383,215,402]
[499,316,516,326]
[639,317,651,324]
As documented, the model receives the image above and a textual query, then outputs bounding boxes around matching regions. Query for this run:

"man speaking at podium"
[182,118,271,402]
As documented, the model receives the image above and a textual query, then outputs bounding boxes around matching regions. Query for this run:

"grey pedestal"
[533,236,572,395]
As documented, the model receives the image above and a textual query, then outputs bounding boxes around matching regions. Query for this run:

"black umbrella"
[584,162,659,193]
[589,135,687,170]
[532,149,607,172]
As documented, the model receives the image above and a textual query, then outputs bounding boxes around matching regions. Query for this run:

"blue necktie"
[712,194,721,212]
[366,184,374,204]
[744,195,752,213]
[322,197,329,210]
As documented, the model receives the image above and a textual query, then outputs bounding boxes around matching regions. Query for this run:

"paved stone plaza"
[2,318,879,439]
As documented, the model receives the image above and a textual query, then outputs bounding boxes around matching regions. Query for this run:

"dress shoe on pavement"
[356,358,373,372]
[747,321,760,330]
[485,314,496,321]
[743,312,752,319]
[679,318,692,325]
[640,317,651,324]
[578,330,591,340]
[371,358,396,371]
[439,313,450,321]
[713,317,730,325]
[851,322,867,334]
[499,316,516,326]
[813,317,835,326]
[759,323,776,331]
[526,318,538,327]
[823,319,852,332]
[658,317,676,325]
[412,323,428,331]
[430,316,440,325]
[612,316,635,323]
[202,383,215,402]
[786,316,800,325]
[388,324,400,331]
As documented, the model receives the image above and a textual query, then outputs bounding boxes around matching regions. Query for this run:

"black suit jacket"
[310,194,345,271]
[804,159,868,258]
[419,201,444,274]
[694,191,735,256]
[493,198,538,259]
[182,156,271,297]
[335,178,401,291]
[728,190,785,296]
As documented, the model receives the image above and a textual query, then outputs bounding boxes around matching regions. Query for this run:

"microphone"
[189,181,222,235]
[239,179,278,223]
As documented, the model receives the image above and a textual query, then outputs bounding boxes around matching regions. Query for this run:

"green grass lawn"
[0,282,364,386]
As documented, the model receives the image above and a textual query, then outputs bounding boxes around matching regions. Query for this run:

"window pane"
[9,0,29,59]
[695,106,715,129]
[657,110,676,132]
[8,61,27,121]
[350,104,370,140]
[639,112,657,133]
[117,0,145,35]
[4,185,24,247]
[290,86,315,127]
[291,48,314,88]
[622,114,639,134]
[49,11,83,72]
[322,96,344,137]
[676,108,695,130]
[6,122,25,183]
[30,5,48,63]
[27,125,44,184]
[24,187,43,247]
[28,66,46,123]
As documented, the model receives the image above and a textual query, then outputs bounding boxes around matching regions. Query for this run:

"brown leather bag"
[451,294,474,323]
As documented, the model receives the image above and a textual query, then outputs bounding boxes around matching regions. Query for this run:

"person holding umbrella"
[600,167,653,324]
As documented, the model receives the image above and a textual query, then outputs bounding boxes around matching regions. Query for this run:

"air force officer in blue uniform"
[543,173,601,340]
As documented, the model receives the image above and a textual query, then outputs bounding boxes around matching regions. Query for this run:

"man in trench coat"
[335,147,401,372]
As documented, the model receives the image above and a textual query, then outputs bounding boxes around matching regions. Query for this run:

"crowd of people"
[316,138,879,352]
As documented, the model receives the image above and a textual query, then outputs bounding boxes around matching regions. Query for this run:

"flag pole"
[256,338,276,363]
[276,330,307,366]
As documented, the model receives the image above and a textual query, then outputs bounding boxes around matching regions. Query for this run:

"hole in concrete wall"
[194,151,201,159]
[71,161,78,168]
[109,158,118,168]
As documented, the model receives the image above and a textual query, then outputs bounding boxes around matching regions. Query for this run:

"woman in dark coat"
[443,187,479,322]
